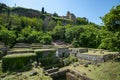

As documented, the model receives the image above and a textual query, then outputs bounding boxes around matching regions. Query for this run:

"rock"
[30,71,38,76]
[100,51,104,54]
[16,72,22,76]
[76,63,79,66]
[84,62,91,67]
[97,64,101,67]
[84,63,88,67]
[44,72,48,76]
[0,74,6,78]
[83,73,86,75]
[73,65,76,67]
[88,70,91,72]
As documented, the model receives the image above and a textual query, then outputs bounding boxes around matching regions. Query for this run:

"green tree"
[41,7,45,14]
[53,12,58,17]
[76,17,88,25]
[27,31,43,43]
[102,5,120,31]
[52,25,66,40]
[41,34,52,44]
[0,27,16,45]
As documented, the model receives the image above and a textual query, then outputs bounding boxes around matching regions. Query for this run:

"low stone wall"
[49,69,67,79]
[69,48,88,56]
[66,69,91,80]
[76,53,119,63]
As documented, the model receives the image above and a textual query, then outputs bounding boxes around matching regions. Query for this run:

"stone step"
[46,67,59,74]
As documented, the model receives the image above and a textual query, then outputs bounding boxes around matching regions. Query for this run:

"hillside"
[0,3,120,51]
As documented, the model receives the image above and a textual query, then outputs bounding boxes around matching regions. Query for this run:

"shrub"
[63,55,78,66]
[34,49,60,67]
[2,53,36,71]
[34,49,56,59]
[0,50,3,54]
[40,34,52,44]
[39,57,60,67]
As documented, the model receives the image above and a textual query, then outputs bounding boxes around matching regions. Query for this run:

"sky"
[0,0,120,25]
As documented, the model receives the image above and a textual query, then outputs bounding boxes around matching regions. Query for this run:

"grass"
[63,60,120,80]
[9,48,32,51]
[4,53,36,58]
[34,49,56,52]
[84,50,119,56]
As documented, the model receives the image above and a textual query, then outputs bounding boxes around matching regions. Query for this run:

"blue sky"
[0,0,120,25]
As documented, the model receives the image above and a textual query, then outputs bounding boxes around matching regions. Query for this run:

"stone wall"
[76,52,119,63]
[49,69,67,79]
[66,69,91,80]
[56,48,69,57]
[69,48,88,56]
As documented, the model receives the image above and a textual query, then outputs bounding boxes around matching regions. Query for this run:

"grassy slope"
[67,61,120,80]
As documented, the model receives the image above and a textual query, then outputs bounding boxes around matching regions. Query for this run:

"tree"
[76,17,88,25]
[48,20,56,31]
[65,26,84,43]
[41,7,45,14]
[41,34,52,44]
[17,26,32,43]
[102,5,120,31]
[0,27,16,45]
[52,25,66,40]
[53,12,58,17]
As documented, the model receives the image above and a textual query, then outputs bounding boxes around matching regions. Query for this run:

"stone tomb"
[56,48,69,57]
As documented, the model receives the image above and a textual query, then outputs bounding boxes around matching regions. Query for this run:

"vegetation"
[2,53,36,71]
[63,55,78,66]
[0,3,120,51]
[69,61,120,80]
[34,49,61,67]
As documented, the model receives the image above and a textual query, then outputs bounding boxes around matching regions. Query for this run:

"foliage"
[39,57,60,67]
[0,51,3,54]
[0,27,16,45]
[2,53,36,71]
[53,12,58,17]
[102,5,120,31]
[52,25,66,40]
[76,17,88,25]
[41,34,52,44]
[35,49,56,59]
[63,55,78,66]
[34,49,60,67]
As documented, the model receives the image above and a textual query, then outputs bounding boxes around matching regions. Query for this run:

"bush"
[40,34,52,44]
[34,49,60,67]
[39,57,60,67]
[34,49,56,59]
[0,50,3,54]
[63,55,78,66]
[2,53,36,71]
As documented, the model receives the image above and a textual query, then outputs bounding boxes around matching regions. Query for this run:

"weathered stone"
[84,63,88,67]
[0,74,6,78]
[84,62,91,67]
[56,48,69,57]
[30,71,38,76]
[88,70,91,72]
[46,67,59,73]
[16,72,22,76]
[96,64,101,67]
